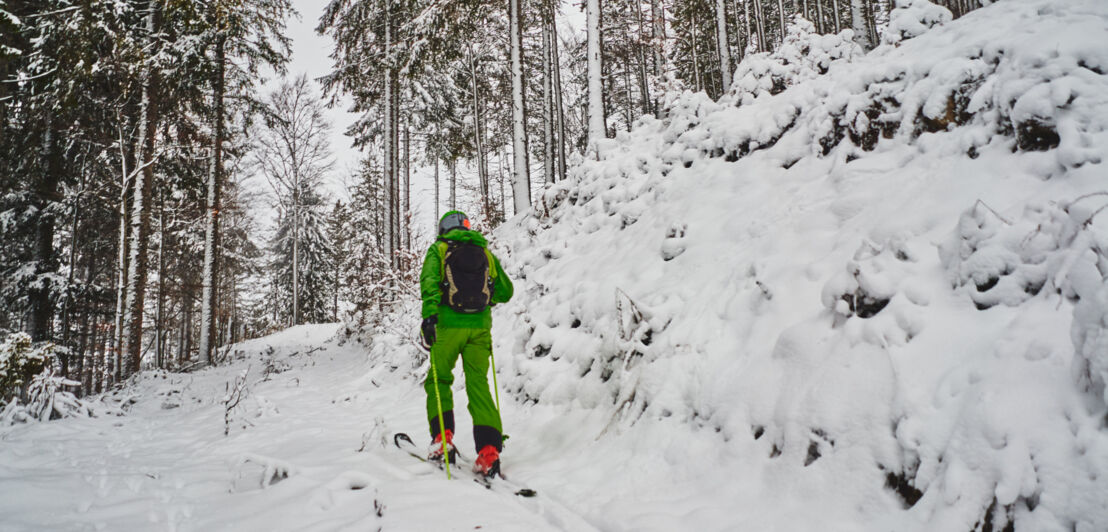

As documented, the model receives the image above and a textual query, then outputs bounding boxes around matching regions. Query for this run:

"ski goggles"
[438,212,471,235]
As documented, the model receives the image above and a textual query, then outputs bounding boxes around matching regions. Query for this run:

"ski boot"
[427,430,456,463]
[473,445,500,478]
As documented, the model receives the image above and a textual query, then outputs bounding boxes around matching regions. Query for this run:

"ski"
[393,432,537,498]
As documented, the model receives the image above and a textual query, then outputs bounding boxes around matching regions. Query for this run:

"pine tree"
[270,185,333,325]
[326,201,352,322]
[198,0,294,366]
[342,156,390,323]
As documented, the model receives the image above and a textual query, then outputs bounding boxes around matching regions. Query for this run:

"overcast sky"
[259,0,589,237]
[279,1,360,198]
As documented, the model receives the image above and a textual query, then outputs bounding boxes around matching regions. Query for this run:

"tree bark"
[403,121,410,252]
[851,0,867,48]
[509,0,531,215]
[122,4,160,377]
[550,20,568,181]
[383,1,396,271]
[541,3,555,186]
[586,0,606,148]
[155,188,166,369]
[715,0,732,93]
[112,116,133,385]
[450,157,457,210]
[199,33,224,364]
[650,0,666,118]
[779,0,788,43]
[30,112,59,343]
[292,185,299,325]
[468,47,490,216]
[634,1,652,115]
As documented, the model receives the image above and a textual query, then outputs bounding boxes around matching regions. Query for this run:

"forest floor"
[0,324,644,532]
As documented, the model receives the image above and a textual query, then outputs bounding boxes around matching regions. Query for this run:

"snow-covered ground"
[0,325,592,531]
[4,0,1108,530]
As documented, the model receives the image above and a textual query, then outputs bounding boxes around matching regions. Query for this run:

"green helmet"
[438,211,471,236]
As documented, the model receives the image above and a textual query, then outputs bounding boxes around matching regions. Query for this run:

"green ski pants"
[424,327,502,450]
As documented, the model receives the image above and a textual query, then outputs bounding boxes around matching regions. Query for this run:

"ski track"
[0,325,598,532]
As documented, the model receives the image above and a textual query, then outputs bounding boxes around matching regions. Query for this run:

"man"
[419,210,514,477]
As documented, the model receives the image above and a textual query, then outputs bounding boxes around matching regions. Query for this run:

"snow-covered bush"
[728,16,863,106]
[1064,196,1108,408]
[23,370,86,421]
[882,0,952,46]
[1,334,88,426]
[822,238,929,346]
[938,201,1067,310]
[0,332,51,402]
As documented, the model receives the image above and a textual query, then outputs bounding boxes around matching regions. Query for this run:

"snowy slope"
[480,0,1108,529]
[3,0,1108,531]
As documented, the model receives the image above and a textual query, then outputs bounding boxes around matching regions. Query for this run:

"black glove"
[420,316,438,351]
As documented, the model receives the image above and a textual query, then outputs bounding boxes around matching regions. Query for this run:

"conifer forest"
[1,0,925,398]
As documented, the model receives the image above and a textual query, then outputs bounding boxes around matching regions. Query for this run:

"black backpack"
[439,239,496,313]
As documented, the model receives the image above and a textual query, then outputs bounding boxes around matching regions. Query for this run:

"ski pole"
[489,349,501,420]
[429,350,451,480]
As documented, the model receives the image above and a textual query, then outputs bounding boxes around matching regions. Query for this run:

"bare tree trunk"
[622,57,633,129]
[509,0,531,215]
[755,0,768,51]
[383,2,396,271]
[586,0,606,148]
[79,310,91,394]
[551,21,568,180]
[391,76,400,268]
[155,188,166,369]
[89,315,102,393]
[851,0,871,48]
[182,293,192,364]
[634,1,652,115]
[199,33,224,365]
[449,157,457,210]
[292,191,299,325]
[715,0,732,93]
[60,173,82,363]
[541,3,555,186]
[865,0,878,46]
[691,21,702,91]
[741,0,752,54]
[30,112,59,343]
[778,0,787,43]
[468,47,491,216]
[403,121,410,252]
[651,0,665,117]
[433,159,439,221]
[112,120,132,385]
[122,4,160,377]
[831,0,842,31]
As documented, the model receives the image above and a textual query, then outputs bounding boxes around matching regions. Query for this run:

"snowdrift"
[453,0,1107,529]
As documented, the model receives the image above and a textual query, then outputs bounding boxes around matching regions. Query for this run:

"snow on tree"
[255,75,335,326]
[586,0,607,146]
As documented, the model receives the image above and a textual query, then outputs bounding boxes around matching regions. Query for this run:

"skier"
[419,210,514,477]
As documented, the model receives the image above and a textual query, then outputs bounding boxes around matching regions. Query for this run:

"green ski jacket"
[420,229,514,329]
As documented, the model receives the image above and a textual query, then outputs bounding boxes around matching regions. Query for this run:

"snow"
[4,0,1108,530]
[0,325,581,531]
